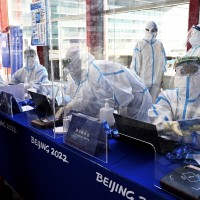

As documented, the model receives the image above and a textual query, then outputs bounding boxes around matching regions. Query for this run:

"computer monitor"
[28,90,54,118]
[28,90,63,129]
[113,113,179,154]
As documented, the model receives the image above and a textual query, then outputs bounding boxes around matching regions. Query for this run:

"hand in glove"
[163,121,185,136]
[24,83,30,92]
[55,107,63,120]
[55,103,73,119]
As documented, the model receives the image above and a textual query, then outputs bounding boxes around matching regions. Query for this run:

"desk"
[0,112,180,200]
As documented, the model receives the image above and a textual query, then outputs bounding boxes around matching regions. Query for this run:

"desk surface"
[0,112,181,200]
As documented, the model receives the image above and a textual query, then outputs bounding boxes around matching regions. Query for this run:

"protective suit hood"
[188,24,200,47]
[24,46,39,70]
[64,47,95,84]
[144,21,158,42]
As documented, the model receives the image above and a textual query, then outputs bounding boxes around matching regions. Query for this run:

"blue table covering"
[0,111,181,200]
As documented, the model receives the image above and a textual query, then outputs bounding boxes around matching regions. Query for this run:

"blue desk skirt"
[0,112,180,200]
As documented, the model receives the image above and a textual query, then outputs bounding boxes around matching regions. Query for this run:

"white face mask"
[69,69,82,84]
[188,29,200,46]
[152,32,157,38]
[145,31,157,41]
[25,57,37,69]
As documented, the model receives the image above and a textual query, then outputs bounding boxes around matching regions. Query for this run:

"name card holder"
[64,113,108,162]
[0,91,22,117]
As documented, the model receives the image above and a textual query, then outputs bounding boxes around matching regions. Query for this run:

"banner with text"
[30,1,47,46]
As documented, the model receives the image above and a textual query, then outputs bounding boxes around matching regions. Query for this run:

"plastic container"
[99,99,115,127]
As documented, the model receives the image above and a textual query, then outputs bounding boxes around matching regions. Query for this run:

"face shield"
[174,57,200,75]
[24,47,38,69]
[24,49,36,58]
[62,58,81,83]
[62,59,71,73]
[62,48,87,84]
[173,57,200,99]
[176,64,199,77]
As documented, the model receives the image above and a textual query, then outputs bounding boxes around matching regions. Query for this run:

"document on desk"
[21,105,34,112]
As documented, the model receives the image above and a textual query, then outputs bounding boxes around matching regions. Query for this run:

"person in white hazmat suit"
[186,24,200,56]
[56,47,152,122]
[130,21,166,103]
[9,46,49,87]
[148,56,200,143]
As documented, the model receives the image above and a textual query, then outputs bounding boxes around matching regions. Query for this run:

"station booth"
[0,0,200,200]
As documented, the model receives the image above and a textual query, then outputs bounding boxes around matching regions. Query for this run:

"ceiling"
[106,0,189,14]
[107,0,189,7]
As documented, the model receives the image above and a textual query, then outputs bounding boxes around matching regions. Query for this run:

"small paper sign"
[64,113,106,156]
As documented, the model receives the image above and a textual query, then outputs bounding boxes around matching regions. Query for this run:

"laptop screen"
[113,113,179,154]
[113,113,163,152]
[28,91,54,118]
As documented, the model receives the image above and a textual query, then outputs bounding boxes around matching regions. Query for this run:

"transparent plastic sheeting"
[107,125,156,187]
[0,83,25,101]
[0,84,27,117]
[155,118,200,200]
[63,112,108,163]
[52,80,72,136]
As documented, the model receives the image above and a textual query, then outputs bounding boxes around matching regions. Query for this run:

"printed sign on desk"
[30,1,47,46]
[0,91,22,116]
[64,113,107,160]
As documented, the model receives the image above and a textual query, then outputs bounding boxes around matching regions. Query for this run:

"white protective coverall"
[130,21,166,103]
[9,46,49,85]
[186,24,200,56]
[57,47,152,122]
[148,57,200,140]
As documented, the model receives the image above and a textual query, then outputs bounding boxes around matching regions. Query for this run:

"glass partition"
[4,0,189,78]
[109,131,156,187]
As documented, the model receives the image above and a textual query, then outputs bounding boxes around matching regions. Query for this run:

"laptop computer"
[0,91,22,115]
[113,113,179,154]
[28,91,62,129]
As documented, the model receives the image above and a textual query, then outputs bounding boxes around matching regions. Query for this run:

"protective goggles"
[146,27,158,33]
[193,25,200,32]
[24,50,36,58]
[62,59,71,67]
[62,58,74,73]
